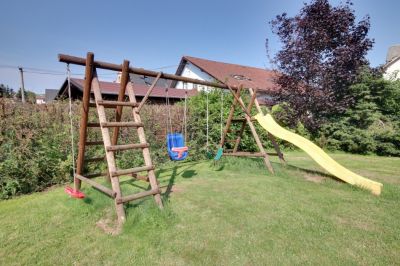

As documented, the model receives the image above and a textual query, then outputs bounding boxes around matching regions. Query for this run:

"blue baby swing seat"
[167,133,189,161]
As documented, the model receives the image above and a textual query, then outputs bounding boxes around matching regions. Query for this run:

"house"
[383,45,400,80]
[45,89,59,103]
[36,94,45,104]
[172,56,279,105]
[56,77,197,104]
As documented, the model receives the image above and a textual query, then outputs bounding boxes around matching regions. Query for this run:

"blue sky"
[0,0,399,93]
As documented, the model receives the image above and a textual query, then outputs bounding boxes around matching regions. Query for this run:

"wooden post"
[126,81,163,209]
[233,88,258,152]
[111,60,130,147]
[220,87,242,147]
[92,71,126,224]
[75,52,94,191]
[249,88,285,164]
[236,94,274,174]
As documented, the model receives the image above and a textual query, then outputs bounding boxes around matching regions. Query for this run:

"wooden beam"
[112,60,130,147]
[58,53,233,90]
[106,143,149,152]
[75,52,94,191]
[101,121,144,128]
[116,188,160,204]
[111,165,155,177]
[249,88,285,164]
[126,81,163,209]
[233,88,258,152]
[137,72,162,112]
[75,174,116,198]
[220,87,242,147]
[91,72,126,224]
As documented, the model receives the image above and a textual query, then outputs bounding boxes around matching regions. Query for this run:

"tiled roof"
[174,56,279,92]
[69,78,197,99]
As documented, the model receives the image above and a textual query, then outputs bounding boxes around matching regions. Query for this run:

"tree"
[0,84,15,98]
[267,0,373,131]
[16,88,36,103]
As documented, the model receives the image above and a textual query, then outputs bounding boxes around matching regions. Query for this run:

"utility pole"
[18,67,26,103]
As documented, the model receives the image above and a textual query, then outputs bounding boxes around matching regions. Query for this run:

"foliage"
[0,84,15,98]
[268,0,373,130]
[0,101,183,198]
[16,88,36,103]
[317,69,400,156]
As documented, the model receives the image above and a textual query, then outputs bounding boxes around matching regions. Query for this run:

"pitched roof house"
[383,45,400,80]
[57,77,197,104]
[172,56,279,105]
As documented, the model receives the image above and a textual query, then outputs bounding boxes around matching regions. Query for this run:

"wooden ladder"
[220,86,285,173]
[73,56,163,225]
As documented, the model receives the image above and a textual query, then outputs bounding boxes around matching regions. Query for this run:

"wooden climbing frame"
[59,52,286,224]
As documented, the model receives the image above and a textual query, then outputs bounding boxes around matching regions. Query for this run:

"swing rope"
[67,64,76,176]
[206,90,209,152]
[64,64,85,199]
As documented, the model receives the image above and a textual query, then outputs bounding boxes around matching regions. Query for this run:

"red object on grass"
[65,186,85,199]
[171,146,188,159]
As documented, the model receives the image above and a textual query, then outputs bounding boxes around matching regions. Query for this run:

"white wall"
[175,62,214,91]
[384,59,400,80]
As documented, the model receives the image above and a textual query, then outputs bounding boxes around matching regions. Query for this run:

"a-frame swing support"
[220,85,285,174]
[59,52,285,225]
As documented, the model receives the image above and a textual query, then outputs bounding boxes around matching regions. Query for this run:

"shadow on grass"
[286,164,345,183]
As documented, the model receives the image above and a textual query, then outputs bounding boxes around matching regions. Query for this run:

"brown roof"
[174,56,278,91]
[60,78,197,99]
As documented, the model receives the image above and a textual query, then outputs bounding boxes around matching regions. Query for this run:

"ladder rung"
[89,102,120,109]
[106,143,149,152]
[111,165,155,177]
[117,188,160,204]
[75,174,116,198]
[86,172,108,178]
[96,100,139,107]
[101,122,144,128]
[85,141,103,146]
[226,139,238,143]
[85,156,105,163]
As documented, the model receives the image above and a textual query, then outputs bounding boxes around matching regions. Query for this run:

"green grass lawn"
[0,151,399,265]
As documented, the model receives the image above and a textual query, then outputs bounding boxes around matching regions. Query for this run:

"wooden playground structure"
[59,52,285,224]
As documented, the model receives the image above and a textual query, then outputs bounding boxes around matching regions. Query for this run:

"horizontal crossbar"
[101,122,144,128]
[106,143,149,152]
[111,165,155,177]
[117,188,160,204]
[75,174,116,198]
[96,100,139,107]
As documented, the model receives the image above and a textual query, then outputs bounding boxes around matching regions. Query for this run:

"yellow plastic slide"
[254,113,383,195]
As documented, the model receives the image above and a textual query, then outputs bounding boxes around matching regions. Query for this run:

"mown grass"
[0,151,399,265]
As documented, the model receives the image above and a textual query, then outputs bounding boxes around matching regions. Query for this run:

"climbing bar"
[75,174,116,198]
[100,121,144,128]
[111,165,155,177]
[58,53,236,90]
[106,143,149,152]
[96,100,139,107]
[116,188,160,204]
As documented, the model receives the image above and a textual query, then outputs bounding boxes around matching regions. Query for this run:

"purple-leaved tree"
[268,0,373,130]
